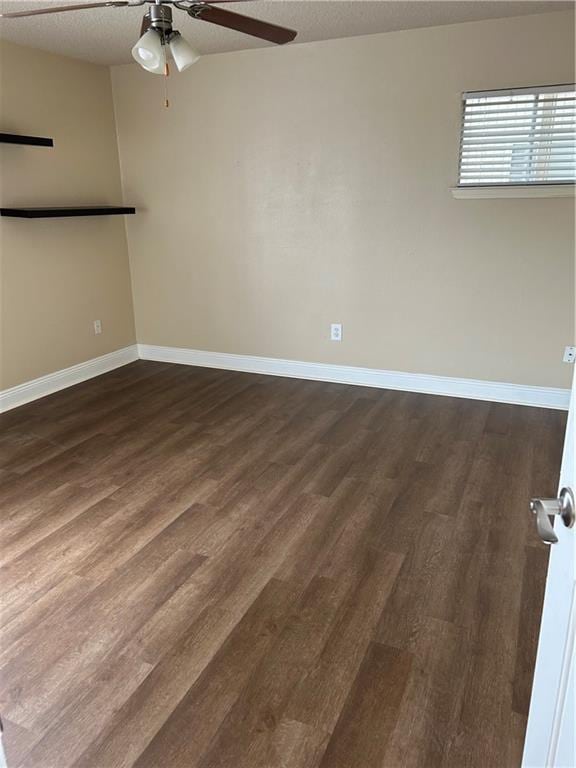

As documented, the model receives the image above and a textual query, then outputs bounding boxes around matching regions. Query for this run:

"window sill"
[451,185,575,199]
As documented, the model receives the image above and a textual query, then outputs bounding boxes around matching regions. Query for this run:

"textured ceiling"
[0,0,572,66]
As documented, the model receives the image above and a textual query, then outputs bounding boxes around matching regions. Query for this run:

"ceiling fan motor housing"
[148,3,173,33]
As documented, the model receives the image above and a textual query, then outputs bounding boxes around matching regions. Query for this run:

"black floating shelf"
[0,132,54,147]
[0,206,136,219]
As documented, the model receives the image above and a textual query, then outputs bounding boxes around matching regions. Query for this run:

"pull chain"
[163,39,170,108]
[164,59,170,108]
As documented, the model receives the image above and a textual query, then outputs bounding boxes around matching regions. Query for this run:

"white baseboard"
[138,344,571,411]
[0,345,139,413]
[2,343,568,414]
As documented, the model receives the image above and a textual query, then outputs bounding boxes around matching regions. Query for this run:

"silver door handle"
[530,487,575,545]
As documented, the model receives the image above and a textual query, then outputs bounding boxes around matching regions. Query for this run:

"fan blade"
[0,1,131,19]
[188,5,296,44]
[175,1,254,5]
[140,12,150,35]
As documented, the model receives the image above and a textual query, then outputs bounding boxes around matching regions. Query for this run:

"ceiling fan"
[0,1,298,74]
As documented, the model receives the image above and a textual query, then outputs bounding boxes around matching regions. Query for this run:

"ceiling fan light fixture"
[1,1,298,79]
[131,28,164,74]
[168,32,200,72]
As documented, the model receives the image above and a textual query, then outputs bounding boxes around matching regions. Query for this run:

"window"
[458,84,575,187]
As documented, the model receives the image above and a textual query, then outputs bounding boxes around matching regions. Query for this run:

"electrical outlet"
[330,323,342,342]
[93,320,102,336]
[563,345,576,364]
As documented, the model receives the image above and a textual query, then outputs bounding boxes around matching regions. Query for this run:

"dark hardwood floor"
[0,361,566,768]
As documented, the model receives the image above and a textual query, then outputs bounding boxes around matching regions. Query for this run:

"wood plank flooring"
[0,361,565,768]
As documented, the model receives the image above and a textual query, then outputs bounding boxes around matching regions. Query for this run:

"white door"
[523,372,575,767]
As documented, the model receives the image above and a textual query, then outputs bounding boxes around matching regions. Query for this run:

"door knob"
[530,487,575,545]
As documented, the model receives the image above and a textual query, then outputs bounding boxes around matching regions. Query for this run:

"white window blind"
[458,84,575,187]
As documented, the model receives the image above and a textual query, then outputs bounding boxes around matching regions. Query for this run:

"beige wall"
[113,11,574,389]
[0,40,135,390]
